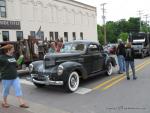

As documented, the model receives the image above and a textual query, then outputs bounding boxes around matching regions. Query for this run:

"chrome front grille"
[34,75,46,81]
[44,58,55,67]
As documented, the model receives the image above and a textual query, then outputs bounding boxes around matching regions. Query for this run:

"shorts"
[2,77,23,97]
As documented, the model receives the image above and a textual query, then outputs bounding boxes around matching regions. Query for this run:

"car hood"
[45,52,81,59]
[44,52,82,67]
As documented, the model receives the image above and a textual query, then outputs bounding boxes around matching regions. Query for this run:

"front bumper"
[31,74,63,86]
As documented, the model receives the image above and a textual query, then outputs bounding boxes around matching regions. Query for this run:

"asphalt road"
[0,57,150,113]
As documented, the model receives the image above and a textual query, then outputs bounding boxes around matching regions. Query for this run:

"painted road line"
[102,61,150,91]
[92,75,123,90]
[92,59,150,91]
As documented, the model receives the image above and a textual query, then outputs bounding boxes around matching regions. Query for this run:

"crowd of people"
[48,38,64,53]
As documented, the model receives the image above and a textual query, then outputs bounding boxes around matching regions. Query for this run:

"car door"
[83,51,93,75]
[87,44,104,73]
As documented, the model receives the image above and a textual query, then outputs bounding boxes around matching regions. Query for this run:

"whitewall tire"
[65,71,79,92]
[106,62,113,76]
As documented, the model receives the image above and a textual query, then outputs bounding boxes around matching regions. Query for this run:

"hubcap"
[70,75,77,88]
[68,72,79,91]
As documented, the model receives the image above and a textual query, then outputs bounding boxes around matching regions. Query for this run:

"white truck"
[130,32,150,58]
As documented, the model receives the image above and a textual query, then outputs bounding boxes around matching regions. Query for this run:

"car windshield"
[60,43,86,53]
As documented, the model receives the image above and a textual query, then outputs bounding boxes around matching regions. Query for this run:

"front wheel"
[64,71,79,92]
[106,62,113,76]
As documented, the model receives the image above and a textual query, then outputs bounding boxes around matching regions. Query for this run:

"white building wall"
[0,0,97,42]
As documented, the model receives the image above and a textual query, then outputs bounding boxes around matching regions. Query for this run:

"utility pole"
[137,10,143,32]
[101,3,107,45]
[144,14,149,32]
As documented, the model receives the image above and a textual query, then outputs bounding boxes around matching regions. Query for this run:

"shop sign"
[0,20,21,29]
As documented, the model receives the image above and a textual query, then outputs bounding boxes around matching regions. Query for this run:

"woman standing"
[0,44,29,108]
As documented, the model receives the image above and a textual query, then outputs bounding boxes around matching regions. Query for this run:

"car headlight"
[57,65,64,76]
[29,63,33,72]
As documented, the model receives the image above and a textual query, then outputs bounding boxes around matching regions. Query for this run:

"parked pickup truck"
[29,40,116,92]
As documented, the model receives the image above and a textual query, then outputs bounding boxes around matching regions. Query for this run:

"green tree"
[97,25,104,45]
[128,17,140,32]
[97,17,150,45]
[106,21,118,43]
[119,32,128,42]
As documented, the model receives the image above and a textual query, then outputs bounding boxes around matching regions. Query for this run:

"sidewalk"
[0,95,70,113]
[0,102,32,113]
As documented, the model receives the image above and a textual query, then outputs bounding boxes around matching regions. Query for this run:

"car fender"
[103,52,116,67]
[60,61,87,80]
[30,60,44,71]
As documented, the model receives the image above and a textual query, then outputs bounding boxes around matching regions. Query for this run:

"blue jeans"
[125,61,136,78]
[2,77,23,97]
[117,55,126,73]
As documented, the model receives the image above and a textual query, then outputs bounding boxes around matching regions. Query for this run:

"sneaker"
[127,77,130,80]
[133,76,137,80]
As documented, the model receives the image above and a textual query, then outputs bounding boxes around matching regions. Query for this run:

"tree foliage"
[97,17,150,45]
[119,32,128,42]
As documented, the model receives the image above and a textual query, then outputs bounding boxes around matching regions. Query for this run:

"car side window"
[88,44,99,53]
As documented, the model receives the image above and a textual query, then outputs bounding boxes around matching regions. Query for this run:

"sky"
[75,0,150,25]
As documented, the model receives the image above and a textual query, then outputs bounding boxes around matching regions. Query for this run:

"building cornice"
[53,0,96,12]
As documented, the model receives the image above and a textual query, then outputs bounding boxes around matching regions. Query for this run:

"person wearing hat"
[0,44,29,108]
[116,39,126,74]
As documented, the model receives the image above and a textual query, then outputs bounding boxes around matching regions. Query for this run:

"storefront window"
[41,31,44,40]
[80,32,83,40]
[50,32,54,41]
[55,32,58,40]
[16,31,23,41]
[73,32,76,40]
[2,31,9,41]
[30,31,35,37]
[64,32,68,42]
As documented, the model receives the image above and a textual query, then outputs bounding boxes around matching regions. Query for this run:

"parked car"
[29,40,116,92]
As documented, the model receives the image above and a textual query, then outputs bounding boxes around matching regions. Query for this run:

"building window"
[73,32,76,40]
[55,32,58,40]
[16,31,23,41]
[80,32,83,40]
[64,32,68,42]
[40,31,44,40]
[2,31,9,41]
[50,32,54,41]
[0,0,6,17]
[30,31,35,37]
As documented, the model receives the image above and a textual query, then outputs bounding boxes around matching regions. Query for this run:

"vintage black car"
[29,40,116,92]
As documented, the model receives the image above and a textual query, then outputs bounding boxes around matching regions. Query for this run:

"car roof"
[65,40,100,45]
